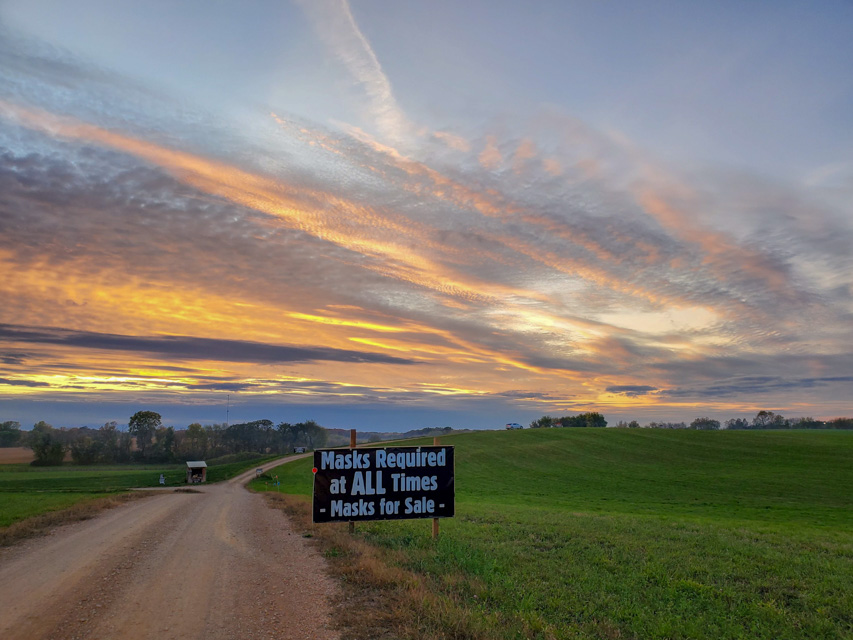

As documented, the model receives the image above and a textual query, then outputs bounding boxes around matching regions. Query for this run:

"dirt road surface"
[0,458,340,639]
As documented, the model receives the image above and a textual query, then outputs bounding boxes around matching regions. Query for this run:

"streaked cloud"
[664,375,853,399]
[295,0,410,142]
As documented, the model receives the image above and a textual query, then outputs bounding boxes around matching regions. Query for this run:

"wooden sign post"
[432,436,440,540]
[349,428,356,534]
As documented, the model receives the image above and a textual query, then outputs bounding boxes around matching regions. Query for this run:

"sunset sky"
[1,0,852,430]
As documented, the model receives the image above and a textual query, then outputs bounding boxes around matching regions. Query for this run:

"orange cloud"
[478,134,502,170]
[512,138,537,174]
[542,156,563,176]
[637,188,795,304]
[433,130,470,152]
[3,101,540,312]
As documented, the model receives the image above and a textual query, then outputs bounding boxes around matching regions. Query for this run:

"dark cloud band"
[606,385,659,397]
[0,323,418,366]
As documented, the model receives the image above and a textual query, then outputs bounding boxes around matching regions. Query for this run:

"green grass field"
[0,454,282,528]
[256,429,853,639]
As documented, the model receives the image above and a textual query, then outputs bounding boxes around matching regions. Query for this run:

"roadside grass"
[0,492,106,527]
[0,492,152,547]
[0,453,283,540]
[258,429,853,640]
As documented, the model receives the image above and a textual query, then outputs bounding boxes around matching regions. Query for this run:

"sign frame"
[312,445,455,524]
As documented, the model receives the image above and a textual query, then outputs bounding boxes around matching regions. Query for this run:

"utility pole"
[226,394,230,427]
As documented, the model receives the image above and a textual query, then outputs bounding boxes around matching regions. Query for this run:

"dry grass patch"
[263,493,489,640]
[0,491,153,547]
[0,447,34,464]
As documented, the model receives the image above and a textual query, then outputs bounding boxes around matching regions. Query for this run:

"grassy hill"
[262,428,853,639]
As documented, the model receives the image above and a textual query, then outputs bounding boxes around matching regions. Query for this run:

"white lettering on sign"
[390,474,438,491]
[379,497,400,515]
[350,471,386,496]
[331,499,376,518]
[320,450,371,470]
[330,477,347,494]
[404,496,435,514]
[375,448,446,469]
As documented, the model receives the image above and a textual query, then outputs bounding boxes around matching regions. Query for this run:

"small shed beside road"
[186,461,207,484]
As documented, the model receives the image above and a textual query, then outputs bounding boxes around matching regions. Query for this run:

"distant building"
[186,461,207,483]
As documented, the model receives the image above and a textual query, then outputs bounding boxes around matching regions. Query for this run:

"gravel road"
[0,459,340,639]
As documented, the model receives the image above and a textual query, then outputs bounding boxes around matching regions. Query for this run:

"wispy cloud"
[295,0,410,142]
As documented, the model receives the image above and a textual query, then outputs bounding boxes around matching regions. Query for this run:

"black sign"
[312,446,455,523]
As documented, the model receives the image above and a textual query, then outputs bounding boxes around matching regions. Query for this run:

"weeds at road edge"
[263,493,492,640]
[0,492,154,547]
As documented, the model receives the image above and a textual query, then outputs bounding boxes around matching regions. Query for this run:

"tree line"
[0,411,329,466]
[527,410,853,431]
[529,412,608,428]
[616,411,853,430]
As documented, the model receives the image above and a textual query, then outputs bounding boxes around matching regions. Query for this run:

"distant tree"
[128,411,162,458]
[724,418,749,430]
[557,415,583,428]
[70,436,102,464]
[278,420,327,450]
[224,419,274,453]
[826,417,853,430]
[149,426,175,462]
[752,410,773,428]
[0,420,22,447]
[752,411,786,429]
[615,419,641,429]
[584,412,607,428]
[205,424,225,456]
[558,412,607,428]
[181,422,208,459]
[95,421,121,463]
[300,420,328,449]
[529,416,556,429]
[29,421,65,466]
[277,422,296,451]
[647,421,687,429]
[789,416,823,429]
[690,417,721,430]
